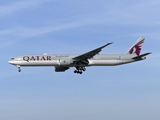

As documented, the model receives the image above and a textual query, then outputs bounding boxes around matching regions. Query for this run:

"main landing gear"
[74,66,86,74]
[16,65,21,72]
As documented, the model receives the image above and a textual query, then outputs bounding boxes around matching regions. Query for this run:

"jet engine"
[55,66,69,72]
[59,59,72,66]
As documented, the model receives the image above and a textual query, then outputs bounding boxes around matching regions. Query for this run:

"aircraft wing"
[72,42,113,61]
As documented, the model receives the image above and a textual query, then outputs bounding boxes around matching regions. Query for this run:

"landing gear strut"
[16,65,21,72]
[74,66,86,74]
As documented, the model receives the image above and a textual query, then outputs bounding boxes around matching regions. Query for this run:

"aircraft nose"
[8,58,15,64]
[8,60,15,65]
[8,60,12,64]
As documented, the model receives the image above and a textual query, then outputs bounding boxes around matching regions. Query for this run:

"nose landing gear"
[18,69,21,72]
[16,65,21,72]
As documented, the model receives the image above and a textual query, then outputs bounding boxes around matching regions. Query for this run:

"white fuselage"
[8,54,144,67]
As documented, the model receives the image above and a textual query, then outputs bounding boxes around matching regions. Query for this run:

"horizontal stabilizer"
[132,52,152,59]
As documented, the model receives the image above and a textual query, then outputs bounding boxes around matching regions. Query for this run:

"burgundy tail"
[126,37,145,56]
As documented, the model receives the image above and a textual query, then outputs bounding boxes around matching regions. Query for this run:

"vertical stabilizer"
[126,37,145,56]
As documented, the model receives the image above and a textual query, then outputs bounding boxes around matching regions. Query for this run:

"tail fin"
[126,37,145,56]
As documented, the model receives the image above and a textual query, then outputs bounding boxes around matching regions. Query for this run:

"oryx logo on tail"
[129,39,144,55]
[126,37,145,56]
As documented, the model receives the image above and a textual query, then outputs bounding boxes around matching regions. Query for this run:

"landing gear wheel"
[17,65,21,72]
[82,68,86,71]
[74,66,86,74]
[74,70,83,74]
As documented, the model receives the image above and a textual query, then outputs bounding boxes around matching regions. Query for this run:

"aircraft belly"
[14,60,59,66]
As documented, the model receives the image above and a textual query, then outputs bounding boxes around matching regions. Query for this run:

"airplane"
[8,37,151,74]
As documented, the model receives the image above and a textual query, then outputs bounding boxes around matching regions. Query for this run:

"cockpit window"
[11,58,14,60]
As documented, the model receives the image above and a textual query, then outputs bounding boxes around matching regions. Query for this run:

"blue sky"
[0,0,160,120]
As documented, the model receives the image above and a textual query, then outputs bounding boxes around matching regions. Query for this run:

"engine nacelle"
[59,59,72,66]
[55,66,69,72]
